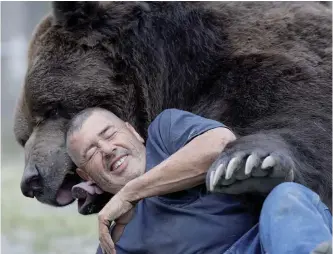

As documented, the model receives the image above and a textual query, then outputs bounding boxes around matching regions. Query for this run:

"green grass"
[1,161,99,254]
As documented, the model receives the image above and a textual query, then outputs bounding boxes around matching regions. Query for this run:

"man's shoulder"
[149,108,200,128]
[152,108,186,122]
[148,109,182,131]
[148,108,226,137]
[146,109,195,154]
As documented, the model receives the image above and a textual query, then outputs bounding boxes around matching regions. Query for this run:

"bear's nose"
[20,165,42,198]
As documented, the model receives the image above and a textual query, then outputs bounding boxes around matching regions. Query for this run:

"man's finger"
[100,234,115,254]
[101,231,116,254]
[99,219,116,254]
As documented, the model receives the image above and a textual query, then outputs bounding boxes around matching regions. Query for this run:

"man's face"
[68,112,146,194]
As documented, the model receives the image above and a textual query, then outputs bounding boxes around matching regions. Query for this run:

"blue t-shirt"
[97,109,257,254]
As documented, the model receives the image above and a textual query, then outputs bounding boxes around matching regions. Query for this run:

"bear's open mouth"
[56,172,81,206]
[71,181,105,214]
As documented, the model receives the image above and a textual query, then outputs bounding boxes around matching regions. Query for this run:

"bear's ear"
[51,1,151,46]
[52,1,103,29]
[52,1,108,46]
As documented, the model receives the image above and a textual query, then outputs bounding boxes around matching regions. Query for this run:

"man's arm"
[122,127,236,202]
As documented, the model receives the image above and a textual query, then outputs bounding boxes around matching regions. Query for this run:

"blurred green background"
[1,2,99,253]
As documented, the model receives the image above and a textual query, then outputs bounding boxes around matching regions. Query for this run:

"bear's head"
[13,2,157,214]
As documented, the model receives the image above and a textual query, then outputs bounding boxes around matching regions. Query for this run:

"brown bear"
[13,2,332,215]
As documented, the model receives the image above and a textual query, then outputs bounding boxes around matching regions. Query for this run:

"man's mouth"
[110,155,128,173]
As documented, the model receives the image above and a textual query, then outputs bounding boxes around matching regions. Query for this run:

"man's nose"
[98,140,116,154]
[20,164,43,198]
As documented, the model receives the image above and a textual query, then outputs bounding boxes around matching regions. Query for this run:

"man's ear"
[125,122,144,143]
[76,168,93,182]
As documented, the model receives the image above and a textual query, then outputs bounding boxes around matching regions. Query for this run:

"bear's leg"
[206,121,332,208]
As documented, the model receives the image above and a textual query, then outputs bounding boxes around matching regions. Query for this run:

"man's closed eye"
[86,146,97,160]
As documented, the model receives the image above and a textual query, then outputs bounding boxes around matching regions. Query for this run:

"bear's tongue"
[56,188,74,205]
[56,180,75,205]
[56,173,80,206]
[71,181,104,214]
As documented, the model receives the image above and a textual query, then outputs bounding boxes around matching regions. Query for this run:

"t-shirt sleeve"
[147,108,228,155]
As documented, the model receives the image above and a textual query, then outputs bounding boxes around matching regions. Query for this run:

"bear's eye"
[44,104,71,120]
[45,108,59,119]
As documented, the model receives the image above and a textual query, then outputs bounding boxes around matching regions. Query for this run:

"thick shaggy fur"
[14,2,332,214]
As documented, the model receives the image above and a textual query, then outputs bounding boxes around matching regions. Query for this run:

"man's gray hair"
[66,107,99,142]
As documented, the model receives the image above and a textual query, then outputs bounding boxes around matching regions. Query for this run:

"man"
[66,107,257,254]
[66,108,332,254]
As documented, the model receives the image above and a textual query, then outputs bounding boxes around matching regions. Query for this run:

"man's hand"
[98,191,135,254]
